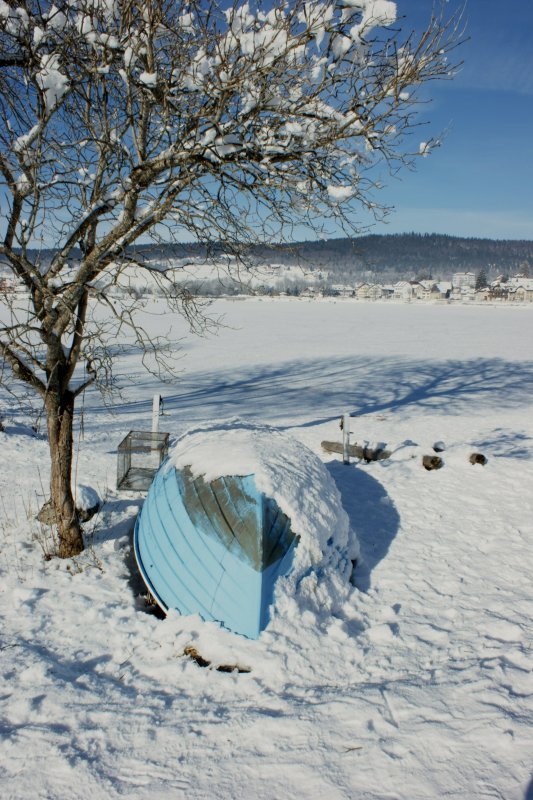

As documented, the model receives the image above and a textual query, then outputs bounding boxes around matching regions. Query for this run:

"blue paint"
[134,464,298,639]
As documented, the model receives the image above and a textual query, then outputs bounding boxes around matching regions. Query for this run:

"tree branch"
[0,339,46,397]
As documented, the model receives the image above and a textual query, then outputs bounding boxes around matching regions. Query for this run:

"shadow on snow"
[326,461,401,593]
[90,355,533,439]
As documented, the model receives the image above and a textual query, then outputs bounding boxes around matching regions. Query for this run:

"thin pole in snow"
[342,412,351,465]
[152,394,161,438]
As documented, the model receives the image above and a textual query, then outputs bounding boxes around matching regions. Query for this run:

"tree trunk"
[45,390,84,558]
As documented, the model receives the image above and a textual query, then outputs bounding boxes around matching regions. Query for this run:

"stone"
[422,455,444,471]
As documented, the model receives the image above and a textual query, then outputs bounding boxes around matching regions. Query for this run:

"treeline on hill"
[8,234,533,284]
[252,234,533,281]
[139,233,533,281]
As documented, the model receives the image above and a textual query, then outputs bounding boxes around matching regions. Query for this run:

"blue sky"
[369,0,533,240]
[2,1,531,246]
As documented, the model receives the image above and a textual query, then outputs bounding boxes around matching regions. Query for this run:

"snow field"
[0,299,532,799]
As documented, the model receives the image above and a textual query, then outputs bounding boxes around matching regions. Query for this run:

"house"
[331,284,354,297]
[487,285,510,301]
[508,274,533,288]
[451,286,461,300]
[367,284,383,300]
[509,282,533,302]
[393,280,415,301]
[460,285,476,302]
[418,282,443,301]
[356,282,371,299]
[437,281,452,298]
[0,276,15,294]
[452,272,476,290]
[409,281,425,299]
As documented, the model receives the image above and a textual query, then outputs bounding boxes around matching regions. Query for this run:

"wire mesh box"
[117,431,170,491]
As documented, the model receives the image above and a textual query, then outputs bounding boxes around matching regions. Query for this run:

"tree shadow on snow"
[89,356,533,435]
[473,428,533,460]
[326,461,400,593]
[87,498,142,546]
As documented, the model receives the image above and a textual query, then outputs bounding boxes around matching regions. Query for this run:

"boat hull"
[134,465,298,638]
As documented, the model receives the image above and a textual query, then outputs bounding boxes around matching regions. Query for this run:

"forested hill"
[140,233,533,280]
[13,233,533,282]
[252,233,533,277]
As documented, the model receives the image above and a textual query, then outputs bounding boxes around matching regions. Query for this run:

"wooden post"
[342,412,351,465]
[152,394,161,434]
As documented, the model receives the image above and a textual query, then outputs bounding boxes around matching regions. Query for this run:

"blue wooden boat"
[133,464,299,639]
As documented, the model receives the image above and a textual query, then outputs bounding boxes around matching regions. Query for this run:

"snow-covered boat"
[133,464,299,639]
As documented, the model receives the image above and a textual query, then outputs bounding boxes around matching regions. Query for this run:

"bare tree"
[0,0,461,557]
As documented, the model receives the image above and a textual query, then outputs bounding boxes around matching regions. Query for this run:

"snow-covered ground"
[1,300,532,799]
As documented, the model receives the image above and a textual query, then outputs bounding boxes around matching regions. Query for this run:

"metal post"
[342,412,351,465]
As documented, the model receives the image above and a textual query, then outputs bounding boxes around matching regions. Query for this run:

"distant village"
[279,271,533,303]
[2,264,533,304]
